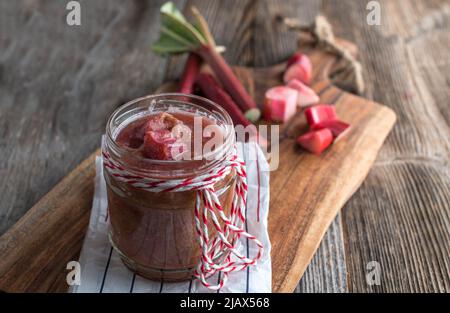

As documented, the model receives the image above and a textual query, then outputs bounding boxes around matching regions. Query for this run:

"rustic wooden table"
[0,0,448,292]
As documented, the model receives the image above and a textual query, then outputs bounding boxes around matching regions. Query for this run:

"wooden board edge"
[273,103,396,292]
[0,148,101,293]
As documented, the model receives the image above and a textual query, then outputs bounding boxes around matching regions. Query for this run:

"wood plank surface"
[0,0,448,293]
[0,31,396,294]
[321,0,450,292]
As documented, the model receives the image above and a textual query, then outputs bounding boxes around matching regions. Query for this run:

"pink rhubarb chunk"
[284,53,312,85]
[141,113,188,160]
[145,112,181,131]
[311,120,350,138]
[287,79,320,107]
[142,130,177,160]
[263,86,298,122]
[304,105,350,138]
[304,105,338,127]
[297,128,334,155]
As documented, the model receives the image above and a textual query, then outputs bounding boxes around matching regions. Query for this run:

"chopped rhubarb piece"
[286,53,300,68]
[263,86,298,122]
[142,130,177,160]
[171,123,192,141]
[304,105,338,127]
[284,53,312,85]
[286,52,309,68]
[169,141,189,160]
[286,79,320,107]
[146,112,181,132]
[141,112,192,160]
[304,105,350,138]
[311,120,350,138]
[297,128,333,155]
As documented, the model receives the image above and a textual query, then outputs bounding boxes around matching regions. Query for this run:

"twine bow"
[277,14,365,95]
[102,144,263,290]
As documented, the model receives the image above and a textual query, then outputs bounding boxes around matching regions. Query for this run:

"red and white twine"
[102,145,263,290]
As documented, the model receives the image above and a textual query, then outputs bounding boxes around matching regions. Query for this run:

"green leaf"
[161,13,204,45]
[160,2,186,22]
[151,34,191,55]
[162,12,206,44]
[151,2,208,54]
[161,26,196,48]
[192,21,211,46]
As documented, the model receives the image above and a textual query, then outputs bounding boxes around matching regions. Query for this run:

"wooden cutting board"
[0,39,396,293]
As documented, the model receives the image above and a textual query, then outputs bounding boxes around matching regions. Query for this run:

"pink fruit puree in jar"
[103,94,236,282]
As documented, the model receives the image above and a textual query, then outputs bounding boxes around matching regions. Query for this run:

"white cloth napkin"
[70,142,271,293]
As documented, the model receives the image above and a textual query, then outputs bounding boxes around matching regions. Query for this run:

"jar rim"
[105,93,236,177]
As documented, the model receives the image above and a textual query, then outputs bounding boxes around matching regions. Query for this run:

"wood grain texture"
[295,214,347,293]
[321,0,450,292]
[0,32,396,292]
[144,0,349,293]
[268,82,395,292]
[0,0,448,293]
[156,41,397,292]
[0,152,97,292]
[252,0,347,293]
[0,0,174,234]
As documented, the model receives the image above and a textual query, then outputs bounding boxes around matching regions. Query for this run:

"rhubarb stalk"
[196,73,252,128]
[152,2,261,122]
[196,73,264,144]
[179,53,201,94]
[196,45,260,121]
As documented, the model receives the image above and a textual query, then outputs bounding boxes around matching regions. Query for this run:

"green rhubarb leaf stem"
[152,1,261,121]
[161,26,197,48]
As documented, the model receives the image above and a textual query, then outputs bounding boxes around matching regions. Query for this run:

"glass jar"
[103,94,236,282]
